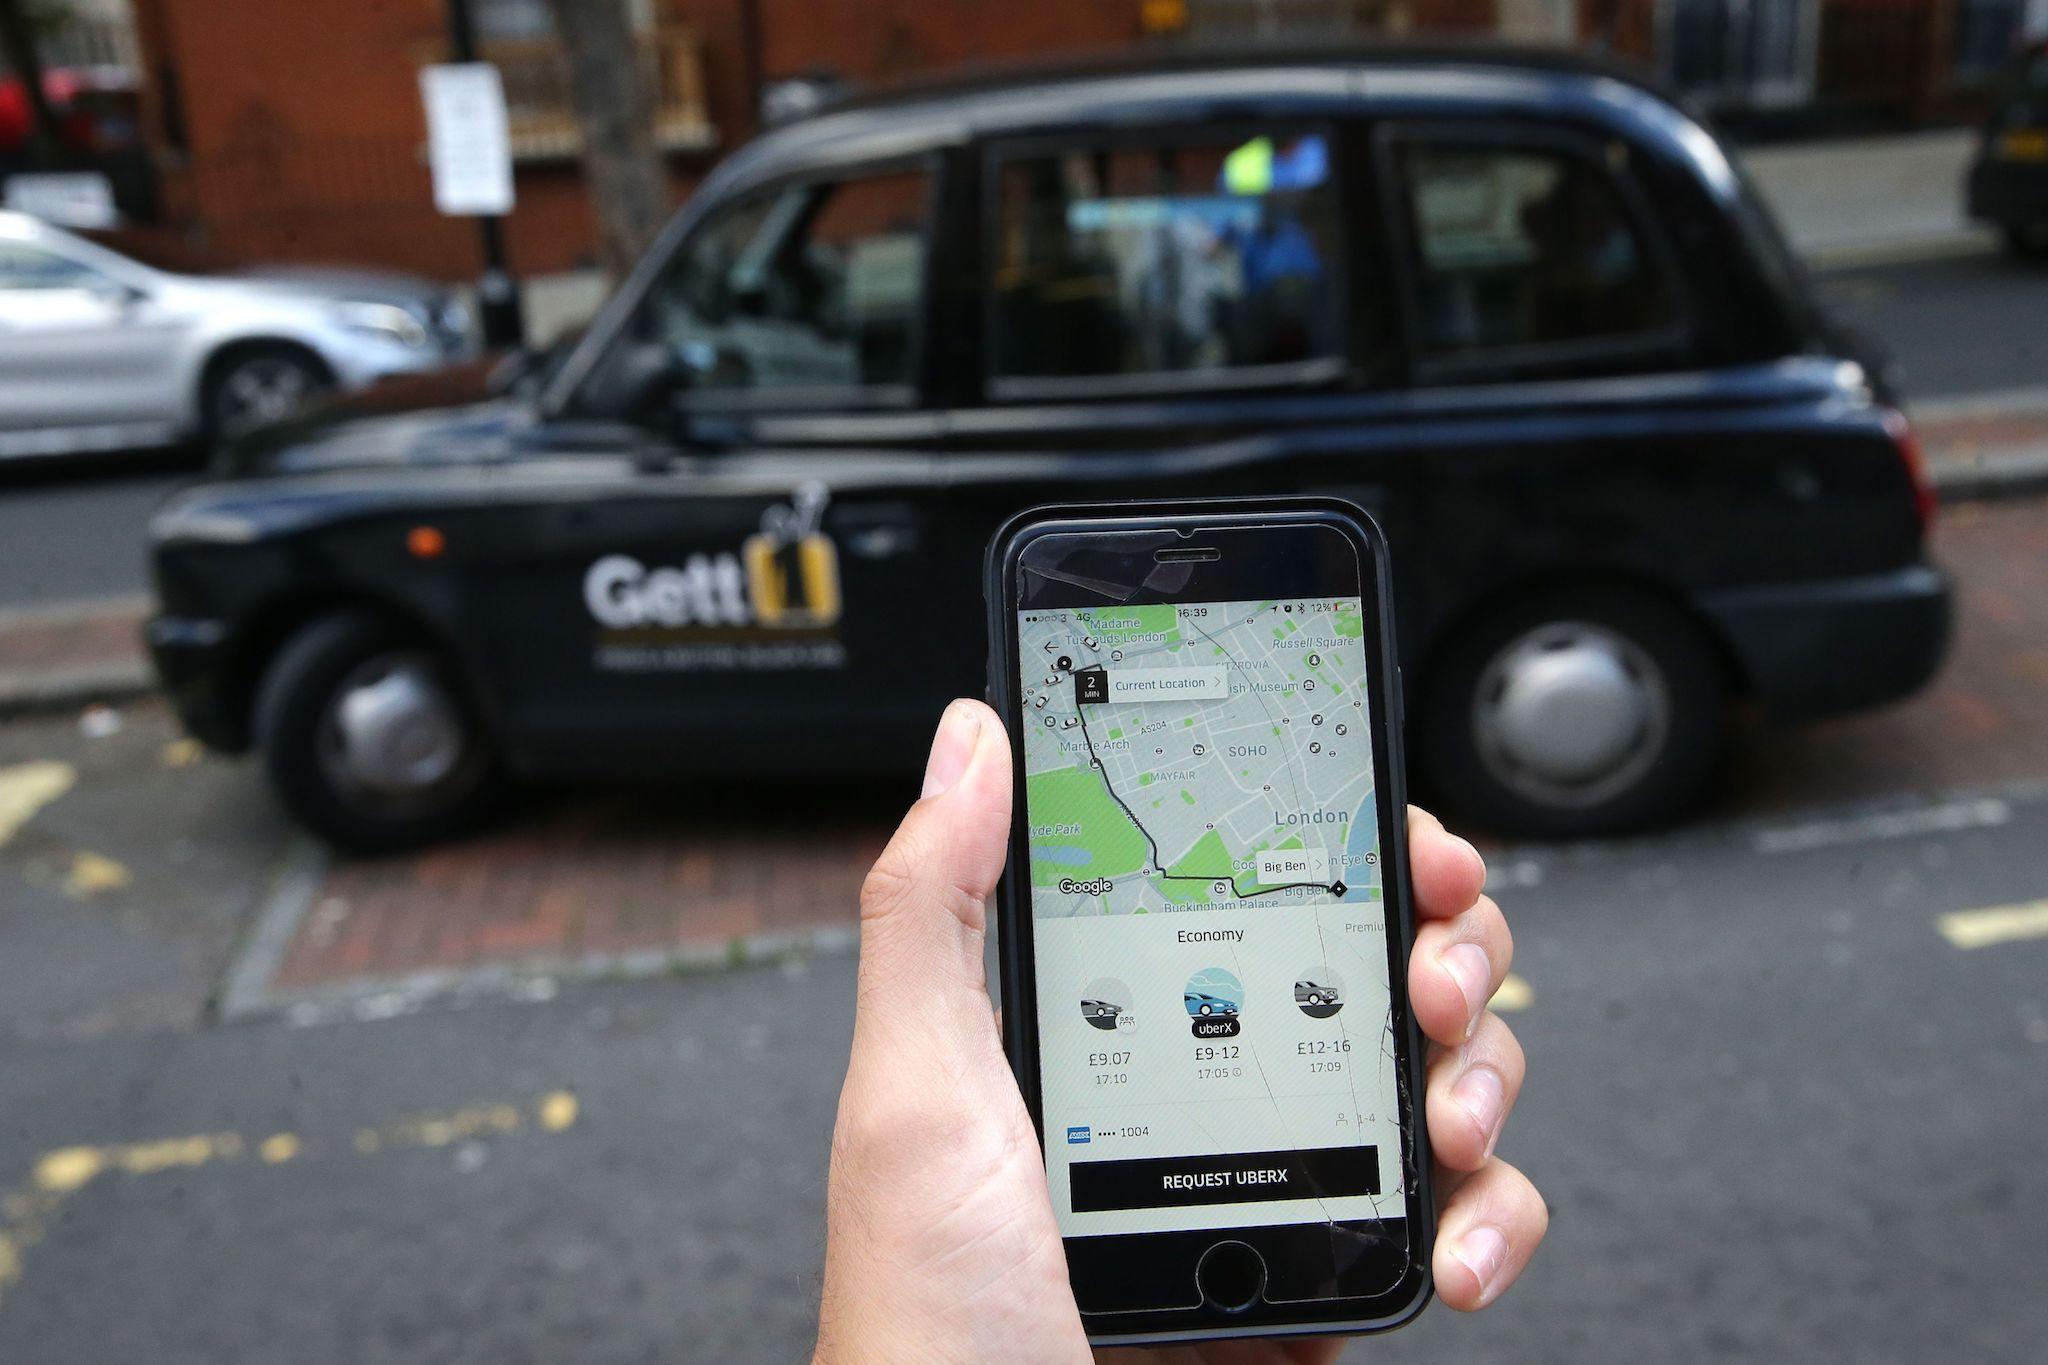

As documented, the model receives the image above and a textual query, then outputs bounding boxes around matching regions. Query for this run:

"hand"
[814,702,1546,1364]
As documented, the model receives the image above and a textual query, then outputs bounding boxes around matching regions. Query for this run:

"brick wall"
[755,0,1143,82]
[137,0,755,279]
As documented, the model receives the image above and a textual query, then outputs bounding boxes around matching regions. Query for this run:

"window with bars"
[429,0,713,159]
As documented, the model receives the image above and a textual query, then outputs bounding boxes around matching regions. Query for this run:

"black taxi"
[146,47,1950,851]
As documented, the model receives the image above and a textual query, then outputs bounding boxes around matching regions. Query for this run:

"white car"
[0,210,475,460]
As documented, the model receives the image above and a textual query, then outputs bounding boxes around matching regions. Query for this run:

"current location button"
[1069,1146,1380,1213]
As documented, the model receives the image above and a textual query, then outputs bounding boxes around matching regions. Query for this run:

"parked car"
[0,210,474,461]
[147,47,1949,851]
[1968,39,2048,257]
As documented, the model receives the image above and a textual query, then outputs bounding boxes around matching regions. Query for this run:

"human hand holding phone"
[813,702,1546,1364]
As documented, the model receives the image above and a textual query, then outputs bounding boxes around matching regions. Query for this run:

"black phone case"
[982,496,1435,1347]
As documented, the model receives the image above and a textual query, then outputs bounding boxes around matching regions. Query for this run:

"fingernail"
[922,701,982,799]
[1450,833,1486,886]
[1452,1225,1508,1297]
[1439,942,1491,1030]
[1451,1065,1505,1159]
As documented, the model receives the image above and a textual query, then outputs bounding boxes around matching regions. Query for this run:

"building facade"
[117,0,2041,280]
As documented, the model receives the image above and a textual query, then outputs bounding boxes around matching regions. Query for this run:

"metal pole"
[445,0,526,349]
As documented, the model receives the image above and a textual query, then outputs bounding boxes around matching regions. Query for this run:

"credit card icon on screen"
[1066,1125,1092,1145]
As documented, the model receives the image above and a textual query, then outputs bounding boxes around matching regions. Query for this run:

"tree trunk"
[0,0,62,168]
[540,0,669,280]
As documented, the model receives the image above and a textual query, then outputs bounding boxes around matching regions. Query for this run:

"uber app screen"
[1018,597,1404,1239]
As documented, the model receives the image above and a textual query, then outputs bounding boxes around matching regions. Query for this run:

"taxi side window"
[987,132,1342,388]
[0,243,102,291]
[644,168,930,397]
[1390,139,1682,368]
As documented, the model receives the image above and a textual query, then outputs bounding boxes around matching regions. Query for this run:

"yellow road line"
[62,851,131,899]
[539,1091,579,1132]
[1489,973,1534,1013]
[160,738,204,769]
[258,1134,301,1165]
[0,1090,578,1310]
[1938,899,2048,950]
[0,761,76,846]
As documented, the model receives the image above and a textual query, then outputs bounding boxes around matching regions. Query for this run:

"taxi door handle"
[837,507,922,561]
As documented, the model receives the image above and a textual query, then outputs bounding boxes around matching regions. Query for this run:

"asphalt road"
[0,461,187,608]
[1813,251,2048,402]
[3,694,2046,1362]
[2,249,2046,612]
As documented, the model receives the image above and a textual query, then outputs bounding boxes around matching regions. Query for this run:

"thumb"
[854,699,1013,1020]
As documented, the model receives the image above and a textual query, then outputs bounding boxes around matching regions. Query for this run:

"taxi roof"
[712,43,1696,188]
[815,41,1679,122]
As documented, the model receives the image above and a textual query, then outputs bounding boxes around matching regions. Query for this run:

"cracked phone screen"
[1017,544,1415,1311]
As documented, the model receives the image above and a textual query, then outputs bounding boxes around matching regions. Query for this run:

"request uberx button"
[1069,1146,1380,1213]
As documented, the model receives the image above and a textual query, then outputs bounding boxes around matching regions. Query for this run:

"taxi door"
[935,118,1426,648]
[477,161,968,777]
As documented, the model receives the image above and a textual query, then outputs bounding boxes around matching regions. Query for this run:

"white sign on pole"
[420,62,516,217]
[3,172,119,228]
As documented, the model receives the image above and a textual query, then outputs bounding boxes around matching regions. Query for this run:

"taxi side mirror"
[584,340,683,430]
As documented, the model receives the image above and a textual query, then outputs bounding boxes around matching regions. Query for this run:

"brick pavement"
[0,597,152,713]
[259,789,893,1004]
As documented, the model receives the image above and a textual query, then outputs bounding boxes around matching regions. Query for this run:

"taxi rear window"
[1387,136,1685,374]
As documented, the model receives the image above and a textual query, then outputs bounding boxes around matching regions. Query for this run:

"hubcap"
[316,654,468,803]
[219,359,315,436]
[1472,621,1669,809]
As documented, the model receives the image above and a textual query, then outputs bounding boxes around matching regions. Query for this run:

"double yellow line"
[0,1090,578,1309]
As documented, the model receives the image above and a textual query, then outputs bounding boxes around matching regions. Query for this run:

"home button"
[1195,1240,1266,1314]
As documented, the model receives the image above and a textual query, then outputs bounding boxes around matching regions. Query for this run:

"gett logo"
[582,484,842,631]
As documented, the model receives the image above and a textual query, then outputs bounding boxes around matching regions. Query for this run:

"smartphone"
[985,498,1431,1347]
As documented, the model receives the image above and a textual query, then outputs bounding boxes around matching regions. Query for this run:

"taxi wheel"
[1420,587,1725,838]
[254,611,498,853]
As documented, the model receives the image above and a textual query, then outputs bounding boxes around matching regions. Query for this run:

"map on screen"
[1018,598,1382,921]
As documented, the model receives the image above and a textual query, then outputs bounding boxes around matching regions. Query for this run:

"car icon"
[1081,998,1123,1030]
[1184,991,1239,1018]
[1294,980,1341,1007]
